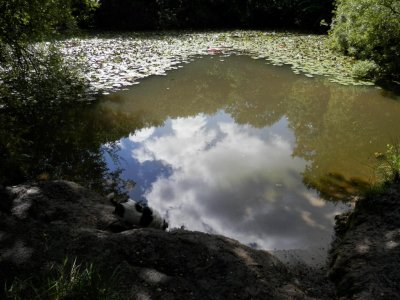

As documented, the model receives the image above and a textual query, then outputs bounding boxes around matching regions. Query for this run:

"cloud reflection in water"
[114,111,345,250]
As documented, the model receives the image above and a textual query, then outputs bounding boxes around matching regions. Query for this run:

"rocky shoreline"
[328,183,400,299]
[1,180,399,299]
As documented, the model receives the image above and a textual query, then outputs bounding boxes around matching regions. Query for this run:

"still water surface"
[99,55,400,253]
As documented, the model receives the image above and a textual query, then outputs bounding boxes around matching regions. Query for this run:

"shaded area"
[0,181,334,299]
[0,100,136,193]
[0,46,136,193]
[94,0,334,32]
[329,182,400,299]
[0,61,148,194]
[304,172,371,202]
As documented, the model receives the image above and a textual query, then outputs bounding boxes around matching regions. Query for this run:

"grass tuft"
[375,143,400,184]
[4,258,121,300]
[364,143,400,198]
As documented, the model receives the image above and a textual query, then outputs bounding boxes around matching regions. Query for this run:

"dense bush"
[0,0,98,66]
[329,0,400,79]
[0,0,105,187]
[351,60,379,80]
[0,0,72,45]
[94,0,334,31]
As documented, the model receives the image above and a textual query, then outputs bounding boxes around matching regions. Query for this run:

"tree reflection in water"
[0,58,142,194]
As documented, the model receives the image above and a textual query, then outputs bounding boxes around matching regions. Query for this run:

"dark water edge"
[94,0,333,32]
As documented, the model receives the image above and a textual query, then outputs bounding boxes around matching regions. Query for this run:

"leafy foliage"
[0,0,111,188]
[376,144,400,183]
[0,46,86,112]
[0,0,73,44]
[0,46,116,190]
[329,0,400,79]
[351,60,378,80]
[0,0,99,67]
[70,0,100,28]
[0,0,70,65]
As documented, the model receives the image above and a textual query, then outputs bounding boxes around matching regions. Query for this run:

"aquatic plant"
[52,31,373,98]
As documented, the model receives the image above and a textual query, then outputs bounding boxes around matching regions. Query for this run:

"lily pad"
[44,31,375,94]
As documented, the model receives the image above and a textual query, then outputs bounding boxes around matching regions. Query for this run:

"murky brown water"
[0,49,400,255]
[3,53,398,260]
[98,55,400,257]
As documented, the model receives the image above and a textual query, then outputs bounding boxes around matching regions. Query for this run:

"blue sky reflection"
[107,111,346,250]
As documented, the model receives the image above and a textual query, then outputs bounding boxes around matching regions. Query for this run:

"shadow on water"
[0,101,105,189]
[304,172,371,202]
[376,79,400,99]
[0,58,144,194]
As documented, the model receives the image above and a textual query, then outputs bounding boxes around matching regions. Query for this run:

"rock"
[0,180,318,299]
[329,183,400,299]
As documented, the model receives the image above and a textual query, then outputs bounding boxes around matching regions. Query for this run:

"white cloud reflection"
[128,113,345,251]
[129,127,156,143]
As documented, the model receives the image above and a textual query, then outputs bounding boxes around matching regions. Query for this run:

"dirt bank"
[329,183,400,299]
[0,181,335,299]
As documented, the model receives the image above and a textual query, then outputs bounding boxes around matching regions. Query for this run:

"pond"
[97,55,400,260]
[2,53,400,263]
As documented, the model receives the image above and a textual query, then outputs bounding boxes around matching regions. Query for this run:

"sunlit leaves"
[0,0,98,67]
[55,31,371,96]
[329,0,400,80]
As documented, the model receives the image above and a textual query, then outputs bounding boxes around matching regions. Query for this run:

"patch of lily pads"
[56,31,374,95]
